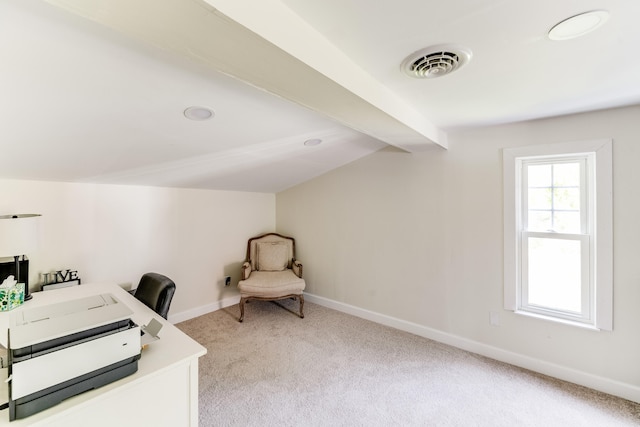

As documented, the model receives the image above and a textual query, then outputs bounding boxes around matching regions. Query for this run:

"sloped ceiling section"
[0,0,388,193]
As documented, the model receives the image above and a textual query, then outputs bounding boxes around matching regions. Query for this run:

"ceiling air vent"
[401,45,472,79]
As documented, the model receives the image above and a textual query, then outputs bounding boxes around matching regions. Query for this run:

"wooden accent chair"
[237,233,305,322]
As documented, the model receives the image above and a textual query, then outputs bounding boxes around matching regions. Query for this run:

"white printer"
[7,293,141,421]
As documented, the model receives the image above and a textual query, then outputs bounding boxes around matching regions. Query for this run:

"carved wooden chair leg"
[239,297,246,322]
[299,294,305,319]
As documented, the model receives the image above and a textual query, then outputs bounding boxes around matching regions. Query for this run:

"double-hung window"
[503,140,612,330]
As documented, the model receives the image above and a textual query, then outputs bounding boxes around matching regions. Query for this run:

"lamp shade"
[0,214,41,258]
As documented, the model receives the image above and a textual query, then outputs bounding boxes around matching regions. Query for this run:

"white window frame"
[503,139,612,330]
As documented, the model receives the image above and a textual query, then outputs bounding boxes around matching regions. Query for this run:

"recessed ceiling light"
[183,106,214,121]
[304,138,322,147]
[548,10,610,41]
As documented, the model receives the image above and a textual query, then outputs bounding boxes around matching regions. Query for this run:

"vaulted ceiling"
[2,0,639,192]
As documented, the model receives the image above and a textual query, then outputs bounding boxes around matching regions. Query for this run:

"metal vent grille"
[402,45,471,79]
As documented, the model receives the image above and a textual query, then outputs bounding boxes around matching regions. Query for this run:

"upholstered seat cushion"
[238,269,305,298]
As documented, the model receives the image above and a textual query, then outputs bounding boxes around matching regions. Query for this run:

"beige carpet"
[177,299,640,427]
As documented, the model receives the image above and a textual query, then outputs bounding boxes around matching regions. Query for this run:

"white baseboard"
[169,295,240,324]
[304,293,640,404]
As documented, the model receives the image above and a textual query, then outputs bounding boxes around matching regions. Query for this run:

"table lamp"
[0,214,41,301]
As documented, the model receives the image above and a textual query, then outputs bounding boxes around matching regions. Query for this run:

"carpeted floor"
[176,299,640,427]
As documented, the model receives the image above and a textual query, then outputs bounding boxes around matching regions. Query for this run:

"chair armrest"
[292,259,303,278]
[241,261,252,280]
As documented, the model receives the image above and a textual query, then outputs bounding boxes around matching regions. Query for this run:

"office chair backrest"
[134,272,176,319]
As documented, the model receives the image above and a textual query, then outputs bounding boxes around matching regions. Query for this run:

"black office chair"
[131,272,176,319]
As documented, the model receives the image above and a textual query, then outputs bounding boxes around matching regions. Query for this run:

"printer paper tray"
[10,353,140,421]
[11,319,133,362]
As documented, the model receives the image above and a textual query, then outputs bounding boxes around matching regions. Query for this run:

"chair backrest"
[134,272,176,319]
[246,233,295,271]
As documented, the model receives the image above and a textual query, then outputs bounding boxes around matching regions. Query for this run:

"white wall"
[276,105,640,401]
[0,179,274,321]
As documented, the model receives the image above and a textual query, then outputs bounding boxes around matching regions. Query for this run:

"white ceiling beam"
[44,0,446,151]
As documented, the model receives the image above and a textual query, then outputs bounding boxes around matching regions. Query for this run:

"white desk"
[0,284,206,426]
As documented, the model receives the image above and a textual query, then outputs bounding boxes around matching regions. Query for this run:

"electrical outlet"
[224,276,231,287]
[490,311,501,327]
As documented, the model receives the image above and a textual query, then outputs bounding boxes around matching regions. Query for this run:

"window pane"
[527,237,581,313]
[553,188,580,211]
[553,162,580,187]
[553,212,581,233]
[528,211,551,232]
[528,164,551,187]
[528,188,551,210]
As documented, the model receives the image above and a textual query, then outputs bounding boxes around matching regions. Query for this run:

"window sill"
[514,310,601,331]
